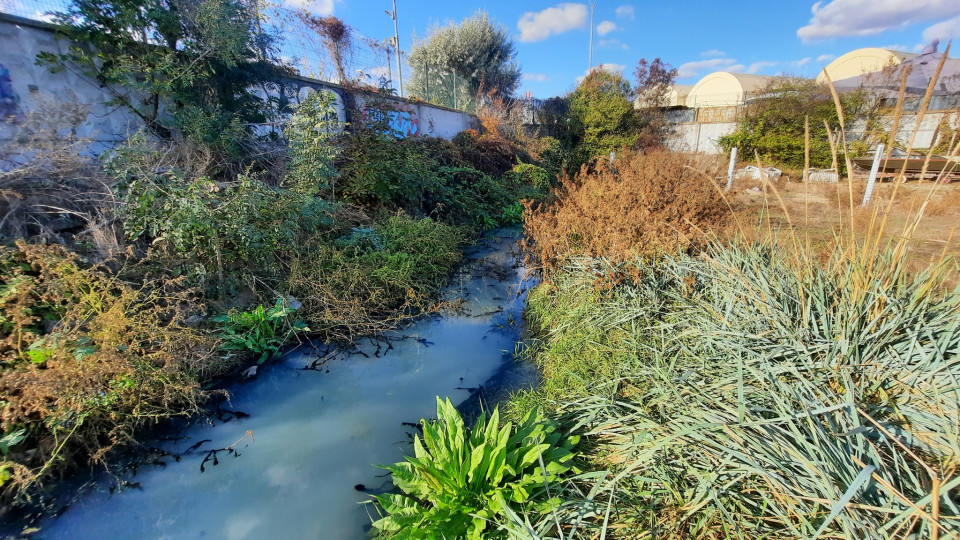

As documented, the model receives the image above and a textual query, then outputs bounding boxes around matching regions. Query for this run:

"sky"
[5,0,960,98]
[289,0,960,98]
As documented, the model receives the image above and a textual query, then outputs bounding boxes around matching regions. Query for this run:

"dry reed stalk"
[884,66,910,164]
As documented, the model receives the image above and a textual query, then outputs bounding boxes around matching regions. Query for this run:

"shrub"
[286,89,339,194]
[568,70,639,169]
[504,163,551,191]
[283,214,465,340]
[116,171,337,289]
[452,130,529,178]
[717,78,869,172]
[523,151,727,273]
[370,397,578,539]
[0,242,221,501]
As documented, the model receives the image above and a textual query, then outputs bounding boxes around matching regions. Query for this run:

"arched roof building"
[685,72,780,108]
[815,47,917,84]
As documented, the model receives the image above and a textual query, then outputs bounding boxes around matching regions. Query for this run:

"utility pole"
[588,0,597,71]
[387,0,404,97]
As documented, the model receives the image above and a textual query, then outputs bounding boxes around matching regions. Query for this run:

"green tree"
[407,11,521,111]
[718,77,868,171]
[42,0,288,157]
[568,69,639,168]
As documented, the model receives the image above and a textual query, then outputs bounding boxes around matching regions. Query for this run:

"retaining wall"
[0,13,476,155]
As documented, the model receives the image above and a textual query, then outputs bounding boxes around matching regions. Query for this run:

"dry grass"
[730,177,960,284]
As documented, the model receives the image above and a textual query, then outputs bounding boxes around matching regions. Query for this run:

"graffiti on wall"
[0,64,24,123]
[361,102,420,137]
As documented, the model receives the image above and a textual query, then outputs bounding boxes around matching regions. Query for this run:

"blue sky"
[295,0,960,98]
[6,0,959,97]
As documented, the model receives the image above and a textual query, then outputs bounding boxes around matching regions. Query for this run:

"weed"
[369,397,578,539]
[213,299,309,363]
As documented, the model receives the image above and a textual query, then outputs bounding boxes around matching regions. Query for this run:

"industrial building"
[655,43,960,154]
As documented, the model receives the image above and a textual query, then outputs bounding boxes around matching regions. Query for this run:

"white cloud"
[792,57,812,67]
[283,0,334,15]
[523,73,549,82]
[923,14,960,42]
[797,0,960,42]
[518,3,588,42]
[700,49,726,57]
[816,53,836,62]
[747,61,778,74]
[614,5,635,20]
[676,58,738,78]
[366,66,392,79]
[598,38,629,50]
[596,20,618,36]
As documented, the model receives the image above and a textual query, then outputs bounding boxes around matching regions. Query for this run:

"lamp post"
[588,0,597,71]
[386,1,404,97]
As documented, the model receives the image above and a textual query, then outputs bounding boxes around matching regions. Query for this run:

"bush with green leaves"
[504,163,551,192]
[334,131,518,228]
[117,171,336,288]
[213,299,308,364]
[568,70,639,169]
[286,90,340,194]
[717,77,869,172]
[284,214,465,340]
[370,397,578,539]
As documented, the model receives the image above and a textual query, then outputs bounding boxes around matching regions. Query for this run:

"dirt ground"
[728,177,960,284]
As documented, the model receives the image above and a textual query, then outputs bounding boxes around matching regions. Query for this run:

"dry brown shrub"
[451,129,529,177]
[523,151,728,272]
[0,242,223,500]
[0,97,111,242]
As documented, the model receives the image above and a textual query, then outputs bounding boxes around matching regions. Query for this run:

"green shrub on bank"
[213,299,309,363]
[284,214,465,340]
[335,131,526,228]
[514,242,960,538]
[117,171,337,290]
[370,397,578,539]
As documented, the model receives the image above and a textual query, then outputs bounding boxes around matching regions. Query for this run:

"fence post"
[725,147,738,192]
[862,143,885,206]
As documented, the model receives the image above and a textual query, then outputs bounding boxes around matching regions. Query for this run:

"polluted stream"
[37,227,538,539]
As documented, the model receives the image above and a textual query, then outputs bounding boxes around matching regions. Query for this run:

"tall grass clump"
[518,238,960,538]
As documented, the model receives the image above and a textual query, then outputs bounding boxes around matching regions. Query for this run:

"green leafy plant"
[213,299,309,363]
[370,397,578,539]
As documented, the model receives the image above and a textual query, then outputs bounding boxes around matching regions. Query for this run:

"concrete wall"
[666,122,738,154]
[0,13,476,155]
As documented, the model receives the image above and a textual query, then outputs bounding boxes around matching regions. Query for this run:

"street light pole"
[390,0,404,97]
[588,0,597,71]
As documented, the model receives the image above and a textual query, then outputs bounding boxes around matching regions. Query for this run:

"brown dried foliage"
[0,242,223,500]
[523,151,728,273]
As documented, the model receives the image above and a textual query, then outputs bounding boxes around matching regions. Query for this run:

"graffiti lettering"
[361,103,419,138]
[0,64,23,123]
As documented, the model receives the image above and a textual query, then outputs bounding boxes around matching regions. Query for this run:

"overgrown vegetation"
[718,77,870,172]
[0,1,558,506]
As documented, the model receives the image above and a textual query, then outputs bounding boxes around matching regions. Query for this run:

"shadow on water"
[27,227,539,540]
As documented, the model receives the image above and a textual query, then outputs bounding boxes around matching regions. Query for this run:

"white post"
[862,143,885,206]
[725,147,738,192]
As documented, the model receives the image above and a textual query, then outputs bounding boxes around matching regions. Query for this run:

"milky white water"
[38,228,536,540]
